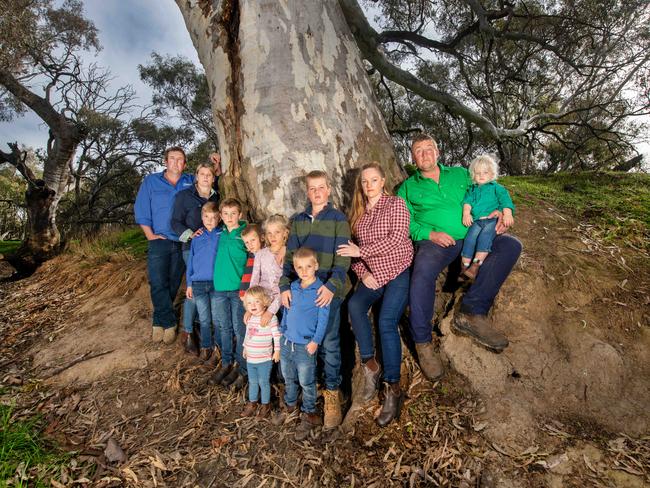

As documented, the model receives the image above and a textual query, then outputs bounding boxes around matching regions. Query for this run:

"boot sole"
[451,320,508,353]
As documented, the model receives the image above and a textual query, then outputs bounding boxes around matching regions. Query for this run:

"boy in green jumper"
[209,198,249,389]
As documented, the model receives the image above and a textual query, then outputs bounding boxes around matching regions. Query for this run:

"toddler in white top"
[241,286,281,419]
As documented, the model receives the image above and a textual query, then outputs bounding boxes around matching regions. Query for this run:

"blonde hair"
[202,201,219,215]
[348,162,388,235]
[305,170,331,188]
[263,214,290,240]
[469,154,499,183]
[241,223,263,239]
[195,163,215,176]
[293,247,318,263]
[244,286,272,308]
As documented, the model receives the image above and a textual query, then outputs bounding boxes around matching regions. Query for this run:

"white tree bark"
[176,0,400,218]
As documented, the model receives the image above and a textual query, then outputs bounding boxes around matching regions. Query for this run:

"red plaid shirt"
[351,194,414,287]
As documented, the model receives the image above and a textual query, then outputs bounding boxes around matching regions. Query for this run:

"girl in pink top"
[249,214,290,324]
[241,286,281,418]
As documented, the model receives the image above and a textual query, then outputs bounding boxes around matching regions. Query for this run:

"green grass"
[0,404,70,487]
[0,241,20,256]
[501,172,650,249]
[67,227,148,260]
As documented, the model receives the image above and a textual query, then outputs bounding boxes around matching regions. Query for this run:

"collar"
[193,184,216,198]
[292,277,322,291]
[472,181,497,188]
[304,201,333,218]
[366,193,389,213]
[414,164,449,181]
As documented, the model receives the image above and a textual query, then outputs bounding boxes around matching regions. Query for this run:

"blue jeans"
[147,239,184,328]
[191,281,220,349]
[213,291,246,374]
[348,268,410,383]
[181,250,197,334]
[409,235,522,343]
[461,218,497,259]
[319,297,342,391]
[247,360,273,404]
[281,339,317,414]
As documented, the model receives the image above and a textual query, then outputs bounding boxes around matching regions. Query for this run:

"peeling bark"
[176,0,400,218]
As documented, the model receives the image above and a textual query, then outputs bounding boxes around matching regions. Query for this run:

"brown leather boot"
[257,403,271,418]
[241,401,258,417]
[180,331,199,355]
[204,348,220,368]
[452,313,509,352]
[376,382,404,427]
[414,342,444,381]
[462,261,482,280]
[199,348,211,362]
[359,360,382,403]
[322,389,342,430]
[207,364,232,386]
[295,412,322,441]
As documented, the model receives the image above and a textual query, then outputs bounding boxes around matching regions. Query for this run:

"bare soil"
[0,204,648,487]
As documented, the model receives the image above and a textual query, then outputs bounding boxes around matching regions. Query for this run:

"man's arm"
[135,177,164,240]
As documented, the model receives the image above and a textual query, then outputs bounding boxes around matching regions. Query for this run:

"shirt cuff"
[179,228,193,242]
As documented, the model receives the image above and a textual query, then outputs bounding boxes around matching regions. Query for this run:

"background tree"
[0,0,99,265]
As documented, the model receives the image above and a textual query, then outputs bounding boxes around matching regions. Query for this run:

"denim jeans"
[348,268,410,383]
[213,290,246,374]
[281,339,317,414]
[247,360,273,404]
[461,218,497,259]
[409,235,522,343]
[319,297,342,391]
[191,281,220,349]
[147,239,184,328]
[181,250,197,334]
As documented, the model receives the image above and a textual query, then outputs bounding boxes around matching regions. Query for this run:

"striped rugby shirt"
[243,315,281,364]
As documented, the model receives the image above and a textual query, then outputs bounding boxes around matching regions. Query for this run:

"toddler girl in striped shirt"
[241,286,281,418]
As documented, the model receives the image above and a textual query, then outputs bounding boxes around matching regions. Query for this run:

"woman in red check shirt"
[337,162,413,427]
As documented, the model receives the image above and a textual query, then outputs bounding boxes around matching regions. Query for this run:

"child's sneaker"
[295,412,322,441]
[152,326,164,343]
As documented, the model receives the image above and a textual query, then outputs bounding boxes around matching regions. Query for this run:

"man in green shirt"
[397,134,522,380]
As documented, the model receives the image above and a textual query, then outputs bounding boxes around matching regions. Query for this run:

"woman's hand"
[337,240,361,257]
[361,273,380,290]
[260,311,274,326]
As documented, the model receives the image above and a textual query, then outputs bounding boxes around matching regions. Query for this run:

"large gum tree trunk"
[176,0,400,218]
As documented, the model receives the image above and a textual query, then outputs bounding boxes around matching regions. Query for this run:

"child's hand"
[261,311,274,326]
[306,341,318,355]
[243,348,247,359]
[244,311,251,324]
[462,213,473,227]
[186,287,193,299]
[272,350,280,362]
[502,209,514,228]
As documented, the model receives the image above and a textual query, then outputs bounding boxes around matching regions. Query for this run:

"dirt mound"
[1,204,648,487]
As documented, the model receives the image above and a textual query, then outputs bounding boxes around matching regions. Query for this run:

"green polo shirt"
[397,165,471,241]
[462,181,515,219]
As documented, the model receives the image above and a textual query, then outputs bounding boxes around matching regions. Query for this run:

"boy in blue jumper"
[460,154,515,280]
[280,247,330,441]
[185,202,222,362]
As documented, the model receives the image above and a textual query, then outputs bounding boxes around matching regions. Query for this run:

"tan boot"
[152,326,164,343]
[323,389,342,430]
[414,342,444,381]
[163,327,177,345]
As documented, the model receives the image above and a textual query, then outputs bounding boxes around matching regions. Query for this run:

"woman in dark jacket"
[171,160,220,358]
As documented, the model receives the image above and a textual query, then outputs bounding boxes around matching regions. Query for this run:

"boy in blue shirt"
[280,247,330,441]
[185,202,222,363]
[460,155,515,280]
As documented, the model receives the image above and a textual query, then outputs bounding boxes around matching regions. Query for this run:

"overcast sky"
[0,0,199,151]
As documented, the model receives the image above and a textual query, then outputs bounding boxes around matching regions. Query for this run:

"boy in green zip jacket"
[209,198,249,390]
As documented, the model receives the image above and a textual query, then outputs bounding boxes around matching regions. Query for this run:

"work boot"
[221,365,240,387]
[204,348,220,368]
[199,348,211,362]
[241,401,258,417]
[163,327,177,345]
[359,360,382,403]
[257,403,271,419]
[180,331,199,355]
[322,389,342,430]
[462,261,481,281]
[414,342,444,381]
[452,313,509,352]
[376,382,404,427]
[295,412,322,441]
[152,326,164,343]
[230,373,248,391]
[207,364,232,386]
[271,405,298,426]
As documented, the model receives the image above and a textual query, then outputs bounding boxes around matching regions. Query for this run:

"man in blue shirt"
[134,147,207,344]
